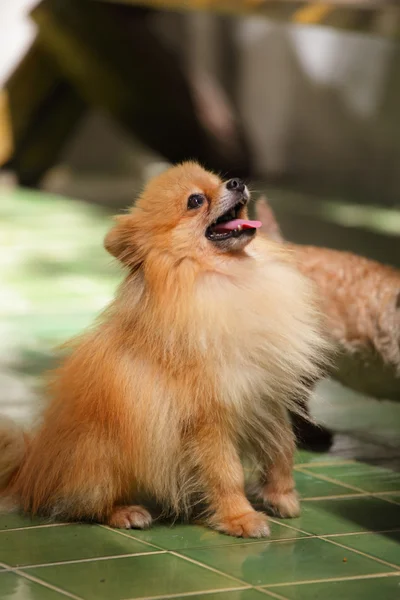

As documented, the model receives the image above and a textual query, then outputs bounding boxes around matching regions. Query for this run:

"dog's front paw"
[263,490,300,519]
[107,505,152,529]
[214,510,270,538]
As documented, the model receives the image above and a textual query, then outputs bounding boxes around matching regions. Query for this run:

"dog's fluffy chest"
[193,257,315,408]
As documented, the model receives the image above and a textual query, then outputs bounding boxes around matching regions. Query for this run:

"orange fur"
[1,163,329,537]
[256,195,400,401]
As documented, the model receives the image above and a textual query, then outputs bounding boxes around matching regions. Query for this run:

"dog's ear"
[104,214,143,269]
[255,196,284,242]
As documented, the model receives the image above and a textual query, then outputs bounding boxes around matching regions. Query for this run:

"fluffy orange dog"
[0,163,328,537]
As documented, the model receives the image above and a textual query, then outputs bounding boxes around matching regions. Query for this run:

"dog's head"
[105,162,261,269]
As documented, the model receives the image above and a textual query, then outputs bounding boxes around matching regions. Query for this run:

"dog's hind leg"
[260,405,300,519]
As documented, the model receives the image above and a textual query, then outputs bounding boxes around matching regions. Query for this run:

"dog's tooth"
[237,225,242,231]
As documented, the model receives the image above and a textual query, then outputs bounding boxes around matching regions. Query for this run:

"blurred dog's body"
[0,164,328,538]
[256,196,400,402]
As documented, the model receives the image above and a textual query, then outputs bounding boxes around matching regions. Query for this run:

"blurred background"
[1,0,400,464]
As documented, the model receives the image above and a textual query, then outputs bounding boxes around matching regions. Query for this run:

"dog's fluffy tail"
[0,416,26,491]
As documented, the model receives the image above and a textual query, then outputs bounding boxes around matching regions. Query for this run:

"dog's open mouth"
[206,200,262,241]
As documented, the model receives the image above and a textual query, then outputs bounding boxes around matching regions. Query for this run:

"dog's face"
[105,162,261,268]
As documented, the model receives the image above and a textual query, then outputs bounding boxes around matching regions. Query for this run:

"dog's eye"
[187,194,205,210]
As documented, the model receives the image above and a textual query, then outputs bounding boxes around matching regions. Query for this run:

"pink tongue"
[213,219,262,233]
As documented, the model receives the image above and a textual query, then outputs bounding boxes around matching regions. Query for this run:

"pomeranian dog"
[256,196,400,402]
[0,163,328,538]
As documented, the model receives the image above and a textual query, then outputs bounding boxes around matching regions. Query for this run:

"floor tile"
[0,523,157,567]
[378,493,400,504]
[0,571,67,599]
[303,463,400,493]
[333,531,400,566]
[123,520,307,550]
[281,496,400,535]
[294,470,354,498]
[294,450,342,465]
[26,553,240,600]
[275,574,400,599]
[0,512,53,531]
[181,537,392,586]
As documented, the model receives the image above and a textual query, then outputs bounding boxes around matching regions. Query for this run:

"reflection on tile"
[122,520,307,550]
[277,574,400,600]
[182,537,391,586]
[0,571,67,599]
[26,553,239,600]
[333,531,400,566]
[303,464,400,493]
[0,524,157,567]
[283,497,400,535]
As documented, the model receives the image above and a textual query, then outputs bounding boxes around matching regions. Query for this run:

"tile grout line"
[98,524,166,550]
[300,492,367,501]
[0,522,72,534]
[296,467,400,500]
[294,460,357,468]
[324,528,400,538]
[14,550,166,570]
[264,571,400,588]
[121,586,253,600]
[178,534,312,549]
[134,534,313,551]
[318,535,400,570]
[11,567,84,600]
[372,492,400,498]
[168,550,252,588]
[371,493,400,506]
[268,517,312,536]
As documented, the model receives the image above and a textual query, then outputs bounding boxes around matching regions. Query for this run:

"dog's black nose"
[226,178,245,193]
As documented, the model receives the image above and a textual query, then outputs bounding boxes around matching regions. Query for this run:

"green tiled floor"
[1,455,399,600]
[27,554,240,600]
[280,496,400,535]
[278,575,400,600]
[0,524,155,567]
[121,520,307,551]
[301,463,400,493]
[182,537,391,586]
